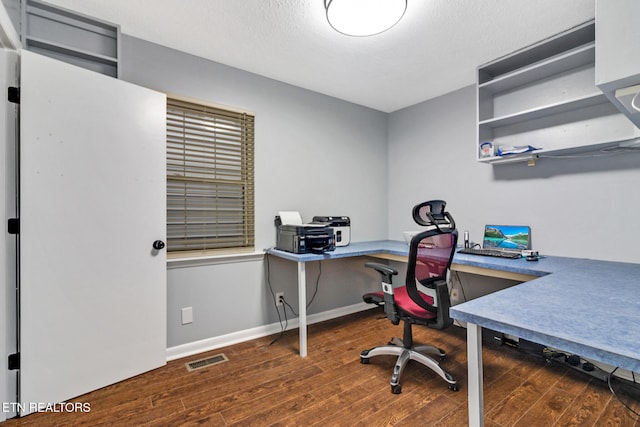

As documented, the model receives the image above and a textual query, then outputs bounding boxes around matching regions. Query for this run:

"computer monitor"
[482,225,531,251]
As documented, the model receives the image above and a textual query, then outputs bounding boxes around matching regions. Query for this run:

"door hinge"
[8,353,19,370]
[7,86,19,104]
[8,218,19,235]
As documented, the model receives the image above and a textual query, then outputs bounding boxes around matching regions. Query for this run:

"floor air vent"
[185,353,229,372]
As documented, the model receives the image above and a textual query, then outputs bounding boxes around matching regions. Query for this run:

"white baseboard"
[166,302,373,361]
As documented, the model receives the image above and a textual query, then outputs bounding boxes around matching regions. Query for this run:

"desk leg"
[467,323,484,427]
[297,261,307,357]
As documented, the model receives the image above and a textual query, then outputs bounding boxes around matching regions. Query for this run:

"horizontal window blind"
[167,98,255,253]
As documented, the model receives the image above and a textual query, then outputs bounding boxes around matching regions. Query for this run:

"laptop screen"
[482,225,531,250]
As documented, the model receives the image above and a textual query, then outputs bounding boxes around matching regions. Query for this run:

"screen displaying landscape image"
[483,225,530,250]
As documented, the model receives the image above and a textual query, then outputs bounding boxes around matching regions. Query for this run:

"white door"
[19,51,166,415]
[1,47,19,422]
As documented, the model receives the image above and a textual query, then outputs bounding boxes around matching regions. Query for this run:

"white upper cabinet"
[22,0,120,77]
[477,20,640,164]
[596,0,640,129]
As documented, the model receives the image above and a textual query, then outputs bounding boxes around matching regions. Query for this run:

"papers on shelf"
[497,145,539,156]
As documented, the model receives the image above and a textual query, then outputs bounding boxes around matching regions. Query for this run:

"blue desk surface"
[267,240,409,262]
[451,255,640,374]
[268,240,640,373]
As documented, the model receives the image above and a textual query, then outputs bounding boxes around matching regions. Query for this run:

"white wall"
[120,36,389,348]
[388,85,640,264]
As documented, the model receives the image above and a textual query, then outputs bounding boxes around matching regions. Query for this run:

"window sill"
[167,249,264,269]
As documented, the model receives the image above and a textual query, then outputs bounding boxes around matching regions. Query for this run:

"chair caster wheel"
[391,384,402,394]
[449,383,459,392]
[360,357,369,364]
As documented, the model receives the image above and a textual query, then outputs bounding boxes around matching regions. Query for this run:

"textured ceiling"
[46,0,595,112]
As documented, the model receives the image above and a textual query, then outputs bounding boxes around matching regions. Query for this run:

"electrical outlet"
[275,292,284,307]
[181,307,193,325]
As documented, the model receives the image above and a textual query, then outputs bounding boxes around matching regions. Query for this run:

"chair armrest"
[365,262,398,279]
[364,262,400,324]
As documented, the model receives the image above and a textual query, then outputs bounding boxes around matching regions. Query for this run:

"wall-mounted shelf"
[479,92,608,128]
[595,0,640,129]
[21,0,120,77]
[476,20,640,164]
[25,36,119,66]
[478,136,640,165]
[479,43,595,95]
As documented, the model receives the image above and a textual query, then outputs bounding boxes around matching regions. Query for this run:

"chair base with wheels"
[360,318,458,394]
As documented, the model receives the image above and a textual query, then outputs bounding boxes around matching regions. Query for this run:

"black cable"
[450,271,468,303]
[269,301,290,346]
[283,299,297,316]
[264,252,287,344]
[307,260,322,309]
[276,260,323,318]
[452,271,468,302]
[542,351,640,421]
[607,367,640,420]
[266,255,323,345]
[449,271,468,328]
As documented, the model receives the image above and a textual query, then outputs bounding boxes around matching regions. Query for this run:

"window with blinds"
[167,98,255,254]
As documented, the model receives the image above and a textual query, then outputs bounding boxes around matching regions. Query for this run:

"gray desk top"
[268,240,640,373]
[451,254,640,373]
[266,240,410,262]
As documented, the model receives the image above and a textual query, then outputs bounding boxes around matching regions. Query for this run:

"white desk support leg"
[467,323,484,426]
[298,261,307,357]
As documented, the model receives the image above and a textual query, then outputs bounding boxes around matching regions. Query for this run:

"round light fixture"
[325,0,408,37]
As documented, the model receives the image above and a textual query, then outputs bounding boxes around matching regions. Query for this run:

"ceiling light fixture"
[324,0,408,37]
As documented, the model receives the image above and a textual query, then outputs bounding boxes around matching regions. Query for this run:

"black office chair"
[360,200,459,393]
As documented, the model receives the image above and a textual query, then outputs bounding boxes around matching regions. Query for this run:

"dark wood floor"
[2,308,639,426]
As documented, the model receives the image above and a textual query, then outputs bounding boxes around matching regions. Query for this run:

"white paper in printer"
[277,211,325,227]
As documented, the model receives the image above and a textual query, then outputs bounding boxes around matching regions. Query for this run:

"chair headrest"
[412,200,455,229]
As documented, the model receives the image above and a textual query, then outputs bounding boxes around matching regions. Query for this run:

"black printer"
[274,216,335,254]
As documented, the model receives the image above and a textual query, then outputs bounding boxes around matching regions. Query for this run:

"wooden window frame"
[166,96,254,256]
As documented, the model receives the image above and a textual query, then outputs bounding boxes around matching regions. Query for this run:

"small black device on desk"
[274,215,335,254]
